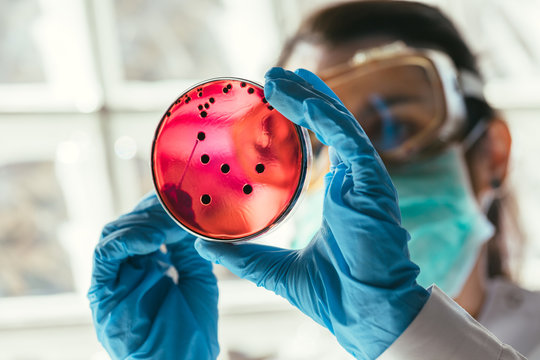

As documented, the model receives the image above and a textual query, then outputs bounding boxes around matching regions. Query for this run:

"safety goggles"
[319,42,485,163]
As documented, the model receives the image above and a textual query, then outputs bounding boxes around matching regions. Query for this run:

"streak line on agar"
[178,139,199,187]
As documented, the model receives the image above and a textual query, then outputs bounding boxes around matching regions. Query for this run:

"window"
[1,1,540,359]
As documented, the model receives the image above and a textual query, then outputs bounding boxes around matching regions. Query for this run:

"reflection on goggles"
[369,94,413,151]
[320,43,467,162]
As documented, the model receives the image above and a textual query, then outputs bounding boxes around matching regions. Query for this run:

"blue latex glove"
[88,193,219,360]
[195,67,430,359]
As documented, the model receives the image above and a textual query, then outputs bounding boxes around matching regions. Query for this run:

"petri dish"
[151,78,311,242]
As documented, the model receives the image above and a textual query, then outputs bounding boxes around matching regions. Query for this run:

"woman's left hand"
[195,67,430,360]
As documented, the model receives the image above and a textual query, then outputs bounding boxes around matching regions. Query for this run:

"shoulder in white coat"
[378,285,527,360]
[478,277,540,359]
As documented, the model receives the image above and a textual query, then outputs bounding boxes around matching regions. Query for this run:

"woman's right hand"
[88,193,219,360]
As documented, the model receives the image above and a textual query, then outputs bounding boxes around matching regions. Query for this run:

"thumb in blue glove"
[195,67,430,359]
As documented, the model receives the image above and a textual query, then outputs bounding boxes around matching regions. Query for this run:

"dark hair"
[278,0,494,135]
[279,0,512,279]
[278,1,475,71]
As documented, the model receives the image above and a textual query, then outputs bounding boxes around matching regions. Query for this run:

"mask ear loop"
[460,117,507,213]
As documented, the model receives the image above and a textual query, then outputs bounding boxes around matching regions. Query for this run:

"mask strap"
[458,71,491,152]
[461,117,506,213]
[462,117,489,152]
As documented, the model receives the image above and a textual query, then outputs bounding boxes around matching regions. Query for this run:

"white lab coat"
[479,278,540,359]
[379,279,540,359]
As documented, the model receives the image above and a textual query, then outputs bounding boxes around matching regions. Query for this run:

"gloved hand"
[88,193,219,360]
[195,67,430,359]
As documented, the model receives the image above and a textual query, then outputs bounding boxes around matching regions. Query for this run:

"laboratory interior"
[1,0,540,359]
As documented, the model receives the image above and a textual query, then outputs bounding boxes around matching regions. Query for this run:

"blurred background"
[1,0,540,359]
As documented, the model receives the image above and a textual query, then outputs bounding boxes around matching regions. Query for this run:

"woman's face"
[284,37,511,207]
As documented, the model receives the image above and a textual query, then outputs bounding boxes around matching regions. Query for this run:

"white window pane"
[0,0,101,112]
[0,0,46,84]
[108,112,158,213]
[0,160,75,296]
[96,0,282,110]
[0,114,114,298]
[505,109,540,289]
[114,0,229,81]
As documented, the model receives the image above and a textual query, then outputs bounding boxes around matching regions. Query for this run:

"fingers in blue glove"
[90,193,191,288]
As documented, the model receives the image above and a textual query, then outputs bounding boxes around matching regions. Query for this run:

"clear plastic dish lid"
[151,78,312,242]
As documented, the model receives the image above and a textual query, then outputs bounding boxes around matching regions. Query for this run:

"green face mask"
[389,146,494,297]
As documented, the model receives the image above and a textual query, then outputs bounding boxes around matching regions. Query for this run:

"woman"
[278,1,540,356]
[278,1,540,350]
[88,1,538,359]
[276,3,539,358]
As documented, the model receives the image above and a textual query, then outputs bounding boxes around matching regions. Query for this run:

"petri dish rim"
[150,77,312,242]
